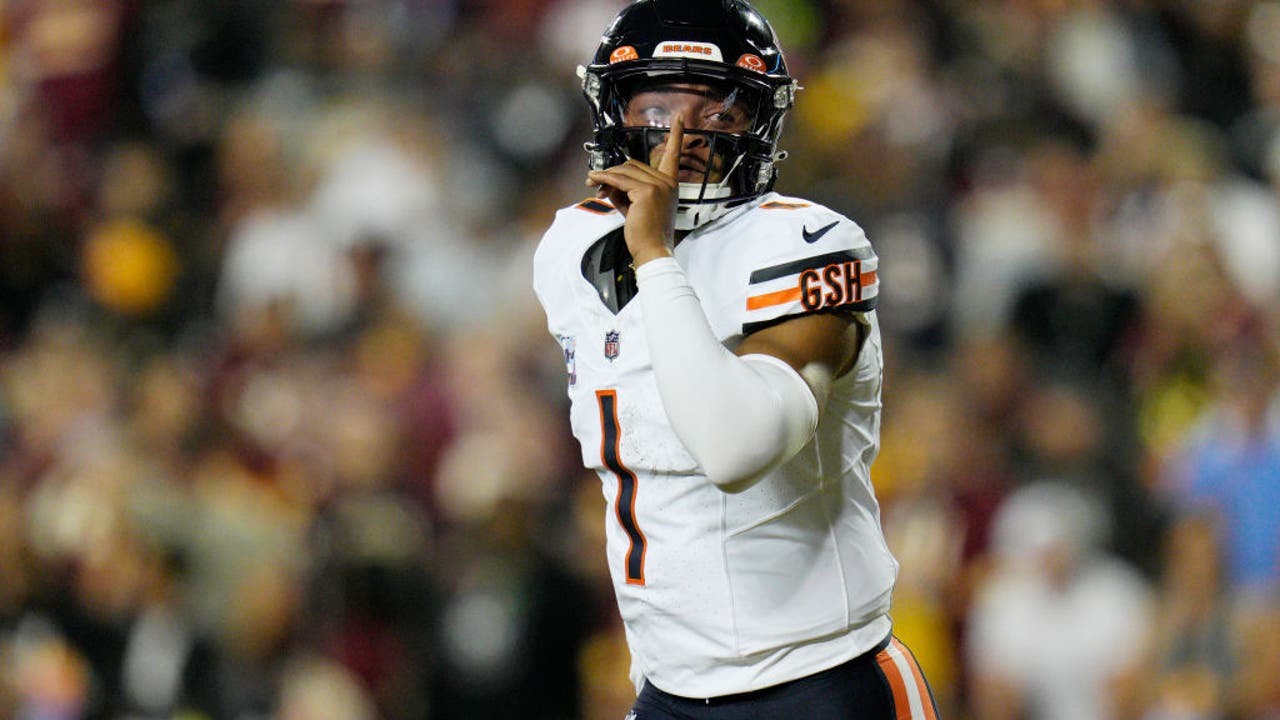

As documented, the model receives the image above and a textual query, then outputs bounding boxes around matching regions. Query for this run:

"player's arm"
[633,259,859,492]
[734,310,863,382]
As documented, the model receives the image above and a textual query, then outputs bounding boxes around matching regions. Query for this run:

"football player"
[533,1,941,717]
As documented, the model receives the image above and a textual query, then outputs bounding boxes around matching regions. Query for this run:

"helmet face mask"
[581,0,797,230]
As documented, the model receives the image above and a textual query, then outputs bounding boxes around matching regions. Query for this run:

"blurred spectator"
[1232,600,1280,720]
[878,371,985,717]
[6,0,139,182]
[277,654,378,720]
[428,428,592,720]
[1136,514,1237,720]
[1128,240,1241,487]
[115,545,220,718]
[1163,317,1280,606]
[8,622,93,720]
[947,132,1068,339]
[214,104,356,338]
[211,559,304,718]
[1042,2,1176,132]
[1165,1,1254,131]
[967,480,1154,720]
[1007,138,1140,390]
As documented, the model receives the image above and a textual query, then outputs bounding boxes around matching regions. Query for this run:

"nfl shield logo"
[604,330,620,361]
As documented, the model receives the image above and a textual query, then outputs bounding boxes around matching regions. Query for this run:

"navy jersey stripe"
[598,391,646,585]
[577,199,617,214]
[742,306,869,335]
[749,247,875,285]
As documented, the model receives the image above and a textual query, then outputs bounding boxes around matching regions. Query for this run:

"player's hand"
[587,114,684,267]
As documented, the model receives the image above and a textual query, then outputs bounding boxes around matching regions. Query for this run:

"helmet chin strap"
[674,182,734,230]
[673,141,750,231]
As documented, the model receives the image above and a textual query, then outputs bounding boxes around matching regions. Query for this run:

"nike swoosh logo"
[802,221,839,244]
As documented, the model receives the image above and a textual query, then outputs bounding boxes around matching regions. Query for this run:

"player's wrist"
[633,253,680,282]
[630,245,674,268]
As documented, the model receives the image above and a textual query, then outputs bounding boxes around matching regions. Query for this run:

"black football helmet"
[581,0,798,230]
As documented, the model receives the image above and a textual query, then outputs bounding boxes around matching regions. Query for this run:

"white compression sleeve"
[635,256,820,492]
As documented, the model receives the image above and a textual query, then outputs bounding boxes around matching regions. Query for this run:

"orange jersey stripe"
[746,286,801,311]
[862,270,878,287]
[760,201,811,210]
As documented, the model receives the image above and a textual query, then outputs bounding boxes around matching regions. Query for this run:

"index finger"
[657,113,684,177]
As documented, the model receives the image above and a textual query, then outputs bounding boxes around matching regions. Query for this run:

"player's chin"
[676,169,712,184]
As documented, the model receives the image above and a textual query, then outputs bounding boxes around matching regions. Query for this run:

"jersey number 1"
[596,390,646,585]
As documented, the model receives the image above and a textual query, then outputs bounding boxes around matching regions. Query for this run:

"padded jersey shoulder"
[693,194,879,334]
[537,198,624,253]
[534,198,626,303]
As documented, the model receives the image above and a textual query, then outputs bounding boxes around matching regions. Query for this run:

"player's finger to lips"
[616,163,665,183]
[623,159,671,182]
[658,114,684,177]
[602,162,672,188]
[595,158,668,183]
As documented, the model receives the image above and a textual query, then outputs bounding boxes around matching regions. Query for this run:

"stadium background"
[1,0,1278,718]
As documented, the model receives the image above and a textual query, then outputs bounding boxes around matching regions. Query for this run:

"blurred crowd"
[1,0,1278,718]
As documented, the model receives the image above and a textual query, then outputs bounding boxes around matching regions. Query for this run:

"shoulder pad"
[733,203,879,334]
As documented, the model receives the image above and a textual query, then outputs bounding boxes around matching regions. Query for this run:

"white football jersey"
[532,192,898,698]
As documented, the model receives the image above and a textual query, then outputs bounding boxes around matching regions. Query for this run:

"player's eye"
[623,90,677,127]
[704,88,746,131]
[636,105,673,127]
[709,109,742,128]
